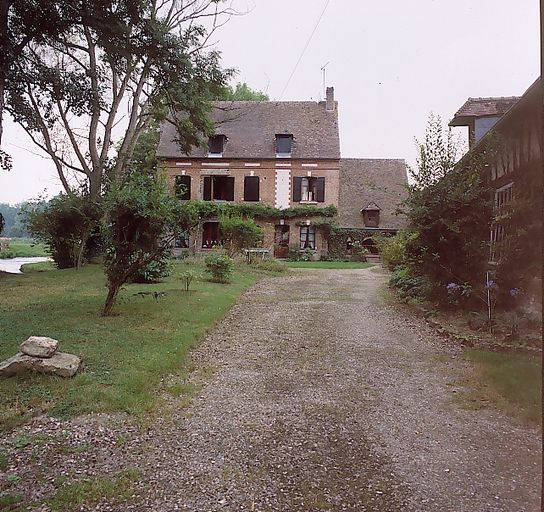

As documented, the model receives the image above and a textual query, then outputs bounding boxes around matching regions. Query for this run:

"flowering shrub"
[445,282,473,306]
[389,266,429,302]
[509,287,522,297]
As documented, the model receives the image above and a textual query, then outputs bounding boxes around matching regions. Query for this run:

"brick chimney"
[326,86,334,111]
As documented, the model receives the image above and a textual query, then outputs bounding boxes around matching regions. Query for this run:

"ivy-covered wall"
[327,228,396,258]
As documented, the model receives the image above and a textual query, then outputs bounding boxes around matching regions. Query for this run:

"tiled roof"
[361,202,381,211]
[157,101,340,160]
[338,159,408,229]
[450,96,520,123]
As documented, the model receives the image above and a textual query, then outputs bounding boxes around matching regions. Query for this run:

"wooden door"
[274,225,290,258]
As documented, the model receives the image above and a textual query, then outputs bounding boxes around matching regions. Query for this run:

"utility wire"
[278,0,331,100]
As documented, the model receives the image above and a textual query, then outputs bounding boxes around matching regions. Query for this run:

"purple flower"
[446,282,459,291]
[509,287,522,297]
[485,280,496,289]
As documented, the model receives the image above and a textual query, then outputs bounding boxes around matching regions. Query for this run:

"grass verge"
[286,261,372,269]
[462,348,542,425]
[45,469,139,511]
[0,238,50,258]
[0,258,277,431]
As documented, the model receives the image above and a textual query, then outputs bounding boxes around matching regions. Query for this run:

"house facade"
[157,87,408,258]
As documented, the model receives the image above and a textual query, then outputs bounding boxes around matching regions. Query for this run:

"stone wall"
[337,159,408,230]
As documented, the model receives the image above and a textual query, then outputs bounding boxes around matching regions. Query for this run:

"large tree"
[4,0,234,198]
[0,0,77,169]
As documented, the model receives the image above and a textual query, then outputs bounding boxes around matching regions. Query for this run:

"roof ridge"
[465,96,520,101]
[213,100,326,104]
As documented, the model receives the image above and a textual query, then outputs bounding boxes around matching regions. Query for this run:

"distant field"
[286,261,372,269]
[0,238,49,258]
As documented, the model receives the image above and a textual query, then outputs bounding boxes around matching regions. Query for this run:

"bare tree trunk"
[76,229,89,269]
[102,283,121,316]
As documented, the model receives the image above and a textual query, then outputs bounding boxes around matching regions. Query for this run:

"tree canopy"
[3,0,234,197]
[220,82,269,101]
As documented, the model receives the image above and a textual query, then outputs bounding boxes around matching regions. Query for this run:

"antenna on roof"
[320,62,330,99]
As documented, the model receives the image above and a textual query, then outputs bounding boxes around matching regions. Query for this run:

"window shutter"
[203,176,212,200]
[175,175,191,200]
[225,176,235,201]
[293,177,302,202]
[316,177,325,202]
[244,176,259,202]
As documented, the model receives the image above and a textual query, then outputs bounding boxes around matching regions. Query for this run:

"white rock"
[20,336,59,358]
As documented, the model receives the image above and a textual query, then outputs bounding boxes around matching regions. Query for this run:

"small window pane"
[276,134,293,154]
[300,226,316,250]
[208,135,225,154]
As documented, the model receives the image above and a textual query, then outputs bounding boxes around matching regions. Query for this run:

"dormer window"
[361,202,381,228]
[208,134,227,157]
[275,134,293,158]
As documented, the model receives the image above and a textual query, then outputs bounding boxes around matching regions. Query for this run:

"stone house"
[157,87,407,258]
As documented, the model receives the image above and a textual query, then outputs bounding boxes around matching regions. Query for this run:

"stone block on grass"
[20,336,59,358]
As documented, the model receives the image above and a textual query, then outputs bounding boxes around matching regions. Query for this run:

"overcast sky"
[0,0,540,204]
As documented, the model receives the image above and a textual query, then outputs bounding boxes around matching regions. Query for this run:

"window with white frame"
[293,176,325,202]
[299,225,316,250]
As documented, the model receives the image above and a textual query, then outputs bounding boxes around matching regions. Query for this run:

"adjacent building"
[449,77,542,308]
[449,77,542,263]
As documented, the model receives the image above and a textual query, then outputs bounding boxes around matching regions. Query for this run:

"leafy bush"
[253,259,287,273]
[350,241,368,262]
[205,251,234,283]
[318,254,334,261]
[374,231,418,270]
[444,281,474,308]
[175,250,190,260]
[219,215,263,256]
[180,270,198,291]
[0,249,16,259]
[288,247,315,261]
[389,266,429,302]
[24,193,102,269]
[394,114,492,306]
[131,256,171,283]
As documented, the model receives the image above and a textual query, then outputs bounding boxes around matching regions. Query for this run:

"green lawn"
[0,259,276,431]
[286,261,372,269]
[464,348,542,424]
[0,238,50,258]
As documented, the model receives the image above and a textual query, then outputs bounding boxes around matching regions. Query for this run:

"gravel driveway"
[2,267,541,511]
